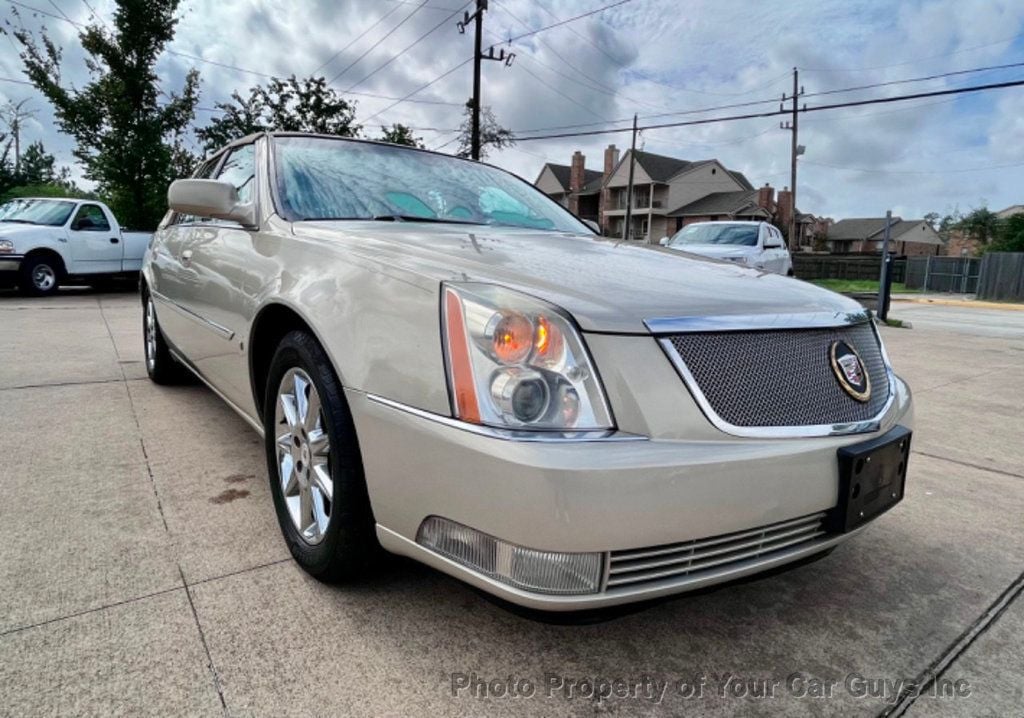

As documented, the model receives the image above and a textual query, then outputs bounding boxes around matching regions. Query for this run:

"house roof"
[828,217,942,245]
[629,150,701,182]
[540,163,603,193]
[667,190,761,217]
[728,170,754,190]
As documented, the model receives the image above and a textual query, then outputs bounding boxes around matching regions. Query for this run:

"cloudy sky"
[2,0,1023,220]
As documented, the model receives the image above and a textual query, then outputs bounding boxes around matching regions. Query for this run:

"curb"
[891,297,1024,312]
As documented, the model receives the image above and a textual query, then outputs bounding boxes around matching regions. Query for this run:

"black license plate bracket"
[828,426,912,533]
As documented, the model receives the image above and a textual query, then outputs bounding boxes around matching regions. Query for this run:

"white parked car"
[142,133,913,611]
[661,221,793,276]
[0,197,152,295]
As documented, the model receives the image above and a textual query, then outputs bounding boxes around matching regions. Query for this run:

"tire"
[143,291,188,385]
[19,254,62,296]
[263,330,377,582]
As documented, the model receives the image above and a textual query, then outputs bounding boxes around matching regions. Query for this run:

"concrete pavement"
[1,288,1022,717]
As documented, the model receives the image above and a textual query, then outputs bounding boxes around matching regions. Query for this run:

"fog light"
[416,516,603,595]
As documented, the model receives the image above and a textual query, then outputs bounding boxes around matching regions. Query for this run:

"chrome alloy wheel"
[274,368,333,544]
[145,297,157,371]
[32,263,56,291]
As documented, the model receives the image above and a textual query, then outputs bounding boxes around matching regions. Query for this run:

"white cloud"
[1,0,1023,217]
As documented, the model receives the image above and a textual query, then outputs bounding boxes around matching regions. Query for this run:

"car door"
[176,142,262,411]
[762,226,788,274]
[67,203,121,273]
[149,156,223,355]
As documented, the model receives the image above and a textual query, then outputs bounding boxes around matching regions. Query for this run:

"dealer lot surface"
[1,290,1022,717]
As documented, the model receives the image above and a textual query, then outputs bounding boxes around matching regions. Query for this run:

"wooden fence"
[792,255,906,283]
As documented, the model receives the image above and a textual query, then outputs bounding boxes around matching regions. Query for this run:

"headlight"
[442,283,613,431]
[0,240,14,254]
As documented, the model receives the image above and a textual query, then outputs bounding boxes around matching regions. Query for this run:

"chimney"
[757,183,774,211]
[776,186,792,229]
[568,150,585,215]
[599,144,619,234]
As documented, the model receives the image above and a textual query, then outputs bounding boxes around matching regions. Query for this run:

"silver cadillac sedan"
[142,132,913,611]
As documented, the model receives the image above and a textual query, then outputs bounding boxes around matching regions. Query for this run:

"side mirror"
[168,179,256,227]
[582,219,600,234]
[659,236,670,246]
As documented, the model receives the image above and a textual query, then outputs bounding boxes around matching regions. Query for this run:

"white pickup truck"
[0,197,152,296]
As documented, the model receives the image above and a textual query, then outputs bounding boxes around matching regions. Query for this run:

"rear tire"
[19,255,62,297]
[263,330,378,582]
[143,291,188,384]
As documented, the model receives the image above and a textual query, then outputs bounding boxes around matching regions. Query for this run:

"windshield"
[0,199,76,227]
[668,223,759,247]
[273,136,589,233]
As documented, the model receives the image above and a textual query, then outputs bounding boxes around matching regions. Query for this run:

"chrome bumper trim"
[366,394,647,442]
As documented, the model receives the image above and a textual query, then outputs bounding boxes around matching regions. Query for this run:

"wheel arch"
[249,301,341,422]
[23,247,67,276]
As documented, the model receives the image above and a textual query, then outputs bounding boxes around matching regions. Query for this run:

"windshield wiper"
[372,214,486,225]
[0,219,36,224]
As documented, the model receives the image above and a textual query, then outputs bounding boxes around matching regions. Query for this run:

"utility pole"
[779,68,805,252]
[622,114,638,241]
[458,1,513,160]
[878,210,894,322]
[2,100,36,175]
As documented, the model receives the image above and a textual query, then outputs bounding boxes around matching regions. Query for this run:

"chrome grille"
[607,513,827,589]
[664,322,890,428]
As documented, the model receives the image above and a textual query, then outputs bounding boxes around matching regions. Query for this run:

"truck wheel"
[19,255,62,297]
[143,293,188,384]
[263,330,378,582]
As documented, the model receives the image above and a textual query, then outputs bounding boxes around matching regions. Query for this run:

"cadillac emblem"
[830,340,871,402]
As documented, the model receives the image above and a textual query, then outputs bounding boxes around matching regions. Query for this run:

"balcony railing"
[614,197,664,210]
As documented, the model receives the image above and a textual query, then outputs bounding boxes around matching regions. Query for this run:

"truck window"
[217,145,255,204]
[72,204,111,232]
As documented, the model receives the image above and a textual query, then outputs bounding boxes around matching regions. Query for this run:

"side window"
[71,204,111,232]
[216,145,256,204]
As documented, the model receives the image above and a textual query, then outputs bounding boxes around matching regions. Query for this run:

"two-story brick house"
[534,146,798,244]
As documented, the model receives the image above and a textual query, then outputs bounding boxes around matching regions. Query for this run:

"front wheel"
[263,331,378,581]
[19,255,62,296]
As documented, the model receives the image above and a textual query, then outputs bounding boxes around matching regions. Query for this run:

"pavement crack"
[178,566,229,715]
[912,450,1024,480]
[879,568,1024,717]
[0,585,185,638]
[0,377,130,392]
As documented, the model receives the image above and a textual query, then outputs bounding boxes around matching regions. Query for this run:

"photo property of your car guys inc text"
[1,0,1023,716]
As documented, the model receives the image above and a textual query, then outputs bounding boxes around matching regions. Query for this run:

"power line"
[309,4,403,76]
[361,56,473,124]
[509,60,1024,137]
[515,62,612,120]
[504,0,638,43]
[801,159,1024,175]
[343,0,472,91]
[799,32,1024,73]
[327,0,431,85]
[513,77,1024,141]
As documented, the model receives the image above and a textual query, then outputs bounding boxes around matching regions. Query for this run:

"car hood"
[667,243,756,259]
[0,223,57,250]
[294,222,860,334]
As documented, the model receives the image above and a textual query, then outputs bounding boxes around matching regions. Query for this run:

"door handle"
[110,237,120,244]
[181,249,193,267]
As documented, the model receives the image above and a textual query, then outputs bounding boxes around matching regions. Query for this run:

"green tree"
[196,76,360,153]
[956,206,999,244]
[377,123,424,148]
[12,0,199,230]
[455,102,515,160]
[987,214,1024,253]
[16,141,66,186]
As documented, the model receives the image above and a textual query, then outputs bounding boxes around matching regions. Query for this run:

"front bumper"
[0,254,24,273]
[346,375,913,611]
